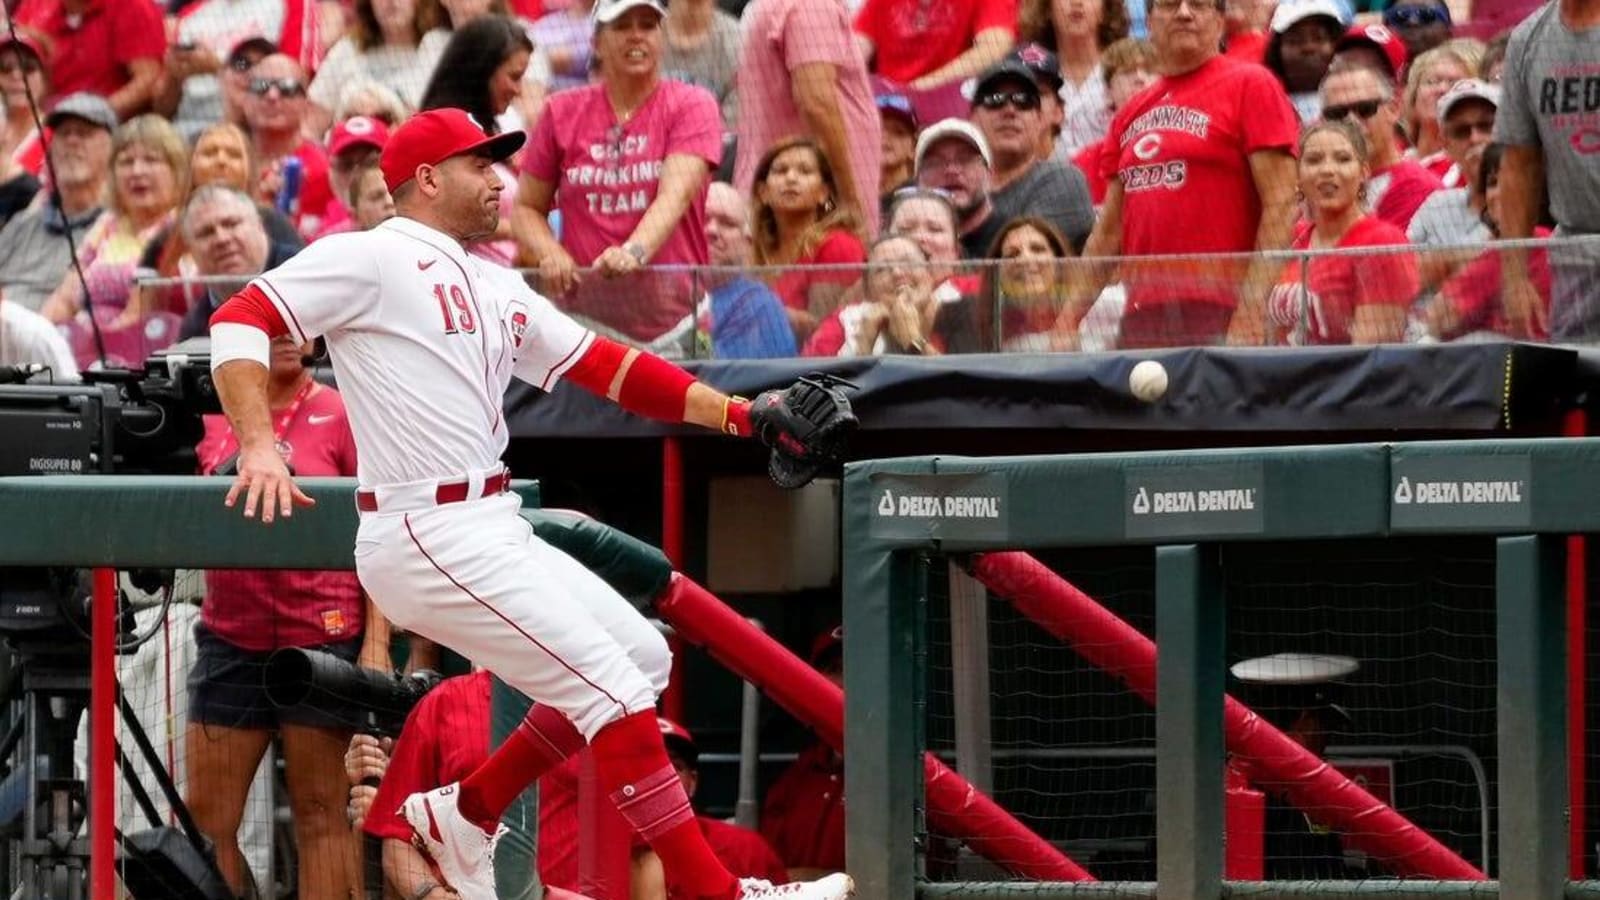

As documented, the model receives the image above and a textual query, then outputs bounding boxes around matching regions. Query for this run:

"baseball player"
[207,107,856,900]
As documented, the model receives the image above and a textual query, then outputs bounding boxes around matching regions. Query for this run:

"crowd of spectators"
[0,0,1594,376]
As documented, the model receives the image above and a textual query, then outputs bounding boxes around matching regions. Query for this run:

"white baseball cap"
[1271,0,1352,33]
[1437,78,1501,123]
[593,0,667,27]
[914,118,993,172]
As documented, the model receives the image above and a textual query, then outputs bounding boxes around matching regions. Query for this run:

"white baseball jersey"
[248,216,594,488]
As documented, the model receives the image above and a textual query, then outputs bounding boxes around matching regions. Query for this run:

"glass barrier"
[94,234,1600,371]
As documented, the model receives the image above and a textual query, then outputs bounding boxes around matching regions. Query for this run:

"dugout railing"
[0,476,563,900]
[842,439,1600,899]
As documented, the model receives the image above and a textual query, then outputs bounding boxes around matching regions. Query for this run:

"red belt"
[355,471,511,513]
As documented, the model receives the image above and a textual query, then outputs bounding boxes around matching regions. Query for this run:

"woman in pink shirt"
[515,0,723,343]
[751,136,867,343]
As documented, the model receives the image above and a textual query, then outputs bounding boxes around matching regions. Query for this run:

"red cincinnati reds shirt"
[1105,55,1299,311]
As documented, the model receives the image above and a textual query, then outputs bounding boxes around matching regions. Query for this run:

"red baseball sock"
[457,704,585,831]
[592,710,739,900]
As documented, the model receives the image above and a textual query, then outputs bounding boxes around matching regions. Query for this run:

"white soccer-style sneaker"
[737,873,855,899]
[401,783,507,900]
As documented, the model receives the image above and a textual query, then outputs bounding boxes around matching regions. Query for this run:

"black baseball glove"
[747,374,859,489]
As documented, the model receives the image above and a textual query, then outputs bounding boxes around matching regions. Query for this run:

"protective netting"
[921,538,1501,889]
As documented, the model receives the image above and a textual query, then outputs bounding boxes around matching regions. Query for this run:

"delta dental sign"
[868,472,1009,541]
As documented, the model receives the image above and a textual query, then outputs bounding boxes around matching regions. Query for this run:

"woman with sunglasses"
[1265,120,1418,345]
[0,34,47,228]
[1401,39,1485,185]
[1421,143,1551,341]
[751,136,867,343]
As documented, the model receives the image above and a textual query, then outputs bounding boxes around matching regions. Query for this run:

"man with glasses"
[1062,0,1298,348]
[1320,58,1442,231]
[1381,0,1452,61]
[912,118,1001,258]
[1409,79,1497,274]
[242,52,334,239]
[0,92,110,312]
[1495,0,1600,341]
[968,58,1095,251]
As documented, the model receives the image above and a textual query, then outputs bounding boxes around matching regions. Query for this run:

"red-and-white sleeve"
[250,232,381,345]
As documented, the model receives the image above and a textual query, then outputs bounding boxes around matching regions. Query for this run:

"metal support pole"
[1497,534,1568,898]
[1156,545,1224,900]
[949,561,994,794]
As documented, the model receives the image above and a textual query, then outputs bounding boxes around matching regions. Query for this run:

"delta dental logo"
[1130,486,1256,515]
[1392,476,1523,505]
[876,489,1001,520]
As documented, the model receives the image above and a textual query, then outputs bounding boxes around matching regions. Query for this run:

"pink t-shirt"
[735,0,882,236]
[522,79,722,339]
[196,383,364,651]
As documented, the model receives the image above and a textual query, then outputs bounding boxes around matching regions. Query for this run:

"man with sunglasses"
[968,58,1095,251]
[1495,0,1600,341]
[242,52,334,240]
[1063,0,1299,348]
[1319,58,1441,231]
[1409,78,1497,274]
[153,0,313,142]
[1380,0,1452,61]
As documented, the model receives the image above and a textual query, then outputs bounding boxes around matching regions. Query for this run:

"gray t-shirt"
[662,10,743,126]
[1408,188,1490,247]
[0,204,104,312]
[1496,4,1600,234]
[989,159,1096,251]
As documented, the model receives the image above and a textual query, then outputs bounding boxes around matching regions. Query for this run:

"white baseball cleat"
[738,873,855,898]
[401,783,507,900]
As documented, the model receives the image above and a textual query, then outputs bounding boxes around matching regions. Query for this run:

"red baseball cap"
[328,115,391,158]
[0,31,49,66]
[1335,24,1409,83]
[379,108,525,193]
[657,717,699,766]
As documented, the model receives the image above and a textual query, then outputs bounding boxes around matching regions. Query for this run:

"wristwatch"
[623,241,648,265]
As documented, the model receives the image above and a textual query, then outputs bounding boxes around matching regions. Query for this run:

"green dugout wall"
[842,440,1600,899]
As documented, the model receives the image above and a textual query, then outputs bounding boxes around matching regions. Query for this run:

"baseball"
[1129,360,1168,403]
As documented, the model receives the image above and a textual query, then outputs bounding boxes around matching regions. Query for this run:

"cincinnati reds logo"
[1361,24,1395,43]
[1572,128,1600,155]
[1017,43,1051,67]
[509,311,529,348]
[344,116,377,135]
[1133,133,1163,161]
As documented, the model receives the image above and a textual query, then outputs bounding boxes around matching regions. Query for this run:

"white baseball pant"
[354,490,670,740]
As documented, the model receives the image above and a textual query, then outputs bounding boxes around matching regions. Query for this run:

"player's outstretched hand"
[225,444,315,523]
